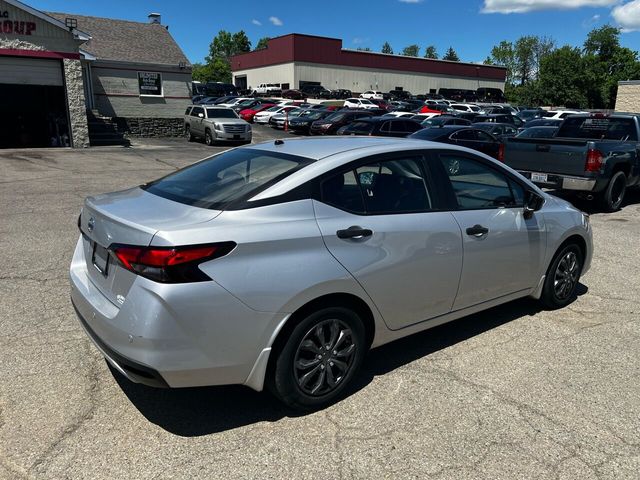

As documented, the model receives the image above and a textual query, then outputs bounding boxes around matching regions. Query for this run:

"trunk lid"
[80,187,221,305]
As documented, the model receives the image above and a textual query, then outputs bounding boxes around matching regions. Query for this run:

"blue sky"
[32,0,640,64]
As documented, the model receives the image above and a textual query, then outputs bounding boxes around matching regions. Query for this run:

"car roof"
[473,122,514,127]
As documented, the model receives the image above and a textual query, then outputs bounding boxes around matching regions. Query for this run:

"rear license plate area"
[92,242,109,276]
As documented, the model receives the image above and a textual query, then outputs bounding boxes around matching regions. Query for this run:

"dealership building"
[0,0,191,148]
[615,80,640,113]
[231,34,506,95]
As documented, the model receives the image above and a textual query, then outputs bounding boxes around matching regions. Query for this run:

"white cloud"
[398,0,423,3]
[269,16,283,26]
[482,0,618,14]
[612,0,640,31]
[251,19,262,26]
[582,13,601,26]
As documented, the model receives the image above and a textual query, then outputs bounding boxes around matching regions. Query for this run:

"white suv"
[360,90,384,100]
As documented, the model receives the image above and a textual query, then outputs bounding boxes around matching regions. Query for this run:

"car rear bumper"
[518,171,597,192]
[69,236,282,390]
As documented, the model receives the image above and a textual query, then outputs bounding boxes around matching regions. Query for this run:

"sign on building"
[138,71,162,96]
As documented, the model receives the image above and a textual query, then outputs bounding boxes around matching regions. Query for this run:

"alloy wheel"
[553,251,580,300]
[293,319,356,396]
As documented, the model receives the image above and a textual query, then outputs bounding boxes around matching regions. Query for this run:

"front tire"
[269,307,366,410]
[185,125,194,142]
[540,244,584,309]
[599,171,627,212]
[204,129,214,146]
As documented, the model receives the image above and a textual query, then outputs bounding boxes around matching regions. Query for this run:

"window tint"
[185,107,192,115]
[144,149,313,209]
[205,108,238,118]
[475,131,496,142]
[321,157,432,214]
[191,107,204,117]
[439,154,523,209]
[557,116,638,141]
[452,130,478,141]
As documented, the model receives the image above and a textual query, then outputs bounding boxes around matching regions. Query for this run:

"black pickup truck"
[503,113,640,211]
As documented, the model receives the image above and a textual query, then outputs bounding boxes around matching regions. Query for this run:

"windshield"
[556,117,638,140]
[325,112,346,122]
[143,149,314,210]
[516,127,558,138]
[206,108,238,118]
[410,128,449,140]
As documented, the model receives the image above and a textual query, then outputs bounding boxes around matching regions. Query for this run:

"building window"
[138,71,163,96]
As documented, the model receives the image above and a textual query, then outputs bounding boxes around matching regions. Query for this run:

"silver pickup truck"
[184,106,252,146]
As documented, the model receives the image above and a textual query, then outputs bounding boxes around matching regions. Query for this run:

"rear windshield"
[556,117,638,141]
[206,108,237,118]
[143,149,314,209]
[347,121,374,134]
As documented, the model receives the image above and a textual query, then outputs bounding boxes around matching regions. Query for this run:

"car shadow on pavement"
[113,289,586,437]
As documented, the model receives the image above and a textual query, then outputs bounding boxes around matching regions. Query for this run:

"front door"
[433,151,546,310]
[314,153,463,330]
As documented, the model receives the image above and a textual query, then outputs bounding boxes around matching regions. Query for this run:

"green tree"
[538,46,587,108]
[202,30,252,84]
[424,45,438,59]
[191,62,213,83]
[514,36,538,85]
[442,47,460,61]
[584,25,620,59]
[254,37,271,50]
[382,41,393,54]
[402,44,420,57]
[485,40,516,84]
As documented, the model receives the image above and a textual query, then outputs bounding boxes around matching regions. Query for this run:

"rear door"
[190,106,205,136]
[314,153,463,330]
[431,150,546,310]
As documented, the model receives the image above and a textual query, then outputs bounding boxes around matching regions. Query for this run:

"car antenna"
[274,139,284,145]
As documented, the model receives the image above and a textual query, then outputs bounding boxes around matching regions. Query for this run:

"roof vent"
[148,13,161,24]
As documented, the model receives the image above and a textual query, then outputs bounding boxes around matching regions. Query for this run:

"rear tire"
[540,244,584,309]
[599,171,627,212]
[268,307,366,410]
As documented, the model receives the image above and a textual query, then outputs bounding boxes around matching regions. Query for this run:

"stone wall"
[615,82,640,113]
[118,118,184,137]
[63,59,90,148]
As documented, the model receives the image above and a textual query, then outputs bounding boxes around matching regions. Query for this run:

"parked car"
[344,98,379,110]
[517,109,544,122]
[301,85,331,99]
[239,103,276,123]
[72,137,592,410]
[451,104,484,114]
[421,116,472,128]
[476,87,506,103]
[388,90,413,101]
[309,110,374,135]
[380,112,418,119]
[474,114,524,128]
[515,126,559,139]
[184,105,251,146]
[388,101,415,112]
[503,113,640,211]
[438,88,477,103]
[282,89,304,100]
[369,99,392,111]
[217,97,252,108]
[253,83,282,96]
[287,109,334,134]
[410,113,441,122]
[542,110,587,120]
[483,106,518,115]
[269,108,307,129]
[410,125,504,160]
[472,122,519,140]
[339,117,423,137]
[330,89,352,99]
[253,105,300,124]
[211,95,239,105]
[453,112,481,123]
[232,98,269,113]
[419,105,446,115]
[360,90,384,100]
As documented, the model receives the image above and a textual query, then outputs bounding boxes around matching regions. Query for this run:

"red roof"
[231,34,506,82]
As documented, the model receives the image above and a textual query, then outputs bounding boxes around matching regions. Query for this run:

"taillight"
[111,242,236,283]
[497,143,505,162]
[585,148,603,173]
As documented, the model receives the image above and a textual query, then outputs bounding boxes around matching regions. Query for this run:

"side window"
[475,131,495,142]
[452,130,478,141]
[439,154,523,209]
[380,121,391,133]
[355,157,432,214]
[321,157,432,214]
[185,107,192,115]
[191,107,203,117]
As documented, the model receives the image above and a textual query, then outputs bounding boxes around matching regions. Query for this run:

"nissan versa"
[71,137,592,409]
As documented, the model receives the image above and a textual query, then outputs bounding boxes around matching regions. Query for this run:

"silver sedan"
[71,137,592,409]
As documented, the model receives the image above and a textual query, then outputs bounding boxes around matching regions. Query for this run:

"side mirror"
[198,113,204,118]
[524,190,545,219]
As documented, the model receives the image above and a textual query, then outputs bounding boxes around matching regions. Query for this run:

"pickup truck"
[503,113,640,211]
[252,83,282,95]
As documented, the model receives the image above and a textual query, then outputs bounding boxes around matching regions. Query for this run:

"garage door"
[0,56,68,148]
[0,56,63,86]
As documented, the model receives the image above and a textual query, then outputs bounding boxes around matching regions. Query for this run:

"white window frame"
[138,71,164,97]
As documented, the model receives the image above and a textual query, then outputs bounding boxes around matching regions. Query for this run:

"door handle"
[466,224,489,237]
[337,226,373,239]
[536,144,550,152]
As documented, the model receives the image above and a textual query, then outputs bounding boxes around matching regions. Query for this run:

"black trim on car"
[71,299,169,388]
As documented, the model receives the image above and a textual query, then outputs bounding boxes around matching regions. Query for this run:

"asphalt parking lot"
[1,127,639,480]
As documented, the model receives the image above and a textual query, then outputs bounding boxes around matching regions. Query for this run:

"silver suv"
[71,137,592,410]
[184,105,252,146]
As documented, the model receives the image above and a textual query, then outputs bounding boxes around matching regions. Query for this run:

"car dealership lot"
[1,132,639,479]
